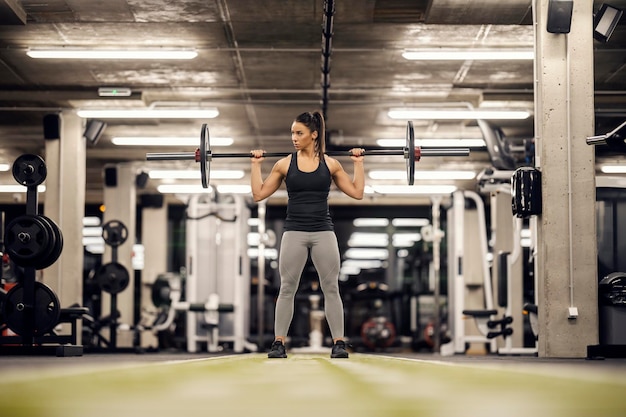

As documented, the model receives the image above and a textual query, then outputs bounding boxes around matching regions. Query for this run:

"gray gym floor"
[1,350,625,417]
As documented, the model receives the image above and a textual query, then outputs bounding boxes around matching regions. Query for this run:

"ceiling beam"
[0,0,26,25]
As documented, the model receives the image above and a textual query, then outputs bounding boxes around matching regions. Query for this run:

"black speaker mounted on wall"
[104,166,117,187]
[84,119,107,146]
[136,171,149,189]
[547,0,574,34]
[43,113,61,140]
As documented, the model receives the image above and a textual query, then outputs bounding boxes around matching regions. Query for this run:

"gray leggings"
[275,231,344,340]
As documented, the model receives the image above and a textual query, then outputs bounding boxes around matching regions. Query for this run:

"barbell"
[146,121,471,188]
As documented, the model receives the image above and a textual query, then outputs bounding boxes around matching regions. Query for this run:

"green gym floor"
[1,351,625,417]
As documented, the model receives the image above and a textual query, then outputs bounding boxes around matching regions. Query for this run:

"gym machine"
[149,272,236,352]
[185,193,257,353]
[441,190,497,356]
[82,220,142,352]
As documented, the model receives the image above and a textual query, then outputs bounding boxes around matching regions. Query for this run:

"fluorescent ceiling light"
[247,232,261,246]
[0,185,46,193]
[344,248,389,260]
[388,109,530,120]
[27,49,198,60]
[85,244,105,255]
[594,4,624,43]
[157,184,213,194]
[368,185,457,195]
[112,137,233,146]
[340,266,361,276]
[217,185,251,194]
[353,218,389,227]
[348,232,389,247]
[77,109,218,119]
[347,239,388,248]
[159,183,251,195]
[82,227,103,237]
[369,170,476,180]
[402,50,534,60]
[247,248,278,260]
[377,138,486,148]
[601,165,626,174]
[342,259,384,269]
[392,218,430,227]
[83,216,101,226]
[0,164,10,171]
[83,237,105,246]
[392,233,421,246]
[149,170,244,180]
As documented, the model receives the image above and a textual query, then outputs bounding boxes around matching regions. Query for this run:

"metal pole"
[257,202,266,349]
[431,195,442,354]
[146,147,470,161]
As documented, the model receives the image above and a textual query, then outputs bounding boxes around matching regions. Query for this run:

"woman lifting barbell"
[250,110,365,359]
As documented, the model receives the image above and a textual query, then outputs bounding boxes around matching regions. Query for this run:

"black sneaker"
[268,340,287,358]
[330,340,349,359]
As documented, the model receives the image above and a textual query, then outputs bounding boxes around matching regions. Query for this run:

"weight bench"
[54,305,90,345]
[462,309,513,340]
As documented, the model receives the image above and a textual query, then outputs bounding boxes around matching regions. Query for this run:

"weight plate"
[102,220,128,247]
[200,123,211,189]
[96,262,130,294]
[34,215,64,270]
[12,154,47,187]
[3,281,61,336]
[151,277,171,308]
[4,214,53,266]
[406,121,415,186]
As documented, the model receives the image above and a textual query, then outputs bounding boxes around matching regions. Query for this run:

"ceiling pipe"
[320,0,335,121]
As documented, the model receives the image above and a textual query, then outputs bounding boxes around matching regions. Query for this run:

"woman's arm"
[250,151,288,202]
[328,148,365,200]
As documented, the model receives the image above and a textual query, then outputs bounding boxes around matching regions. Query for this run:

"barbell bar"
[146,121,471,188]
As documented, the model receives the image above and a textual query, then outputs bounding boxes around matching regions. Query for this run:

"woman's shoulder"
[273,154,292,173]
[323,154,341,173]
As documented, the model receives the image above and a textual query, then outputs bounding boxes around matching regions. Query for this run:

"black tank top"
[284,152,334,231]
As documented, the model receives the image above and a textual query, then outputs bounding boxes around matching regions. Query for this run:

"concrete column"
[102,163,137,348]
[139,202,167,348]
[533,0,598,357]
[43,111,86,313]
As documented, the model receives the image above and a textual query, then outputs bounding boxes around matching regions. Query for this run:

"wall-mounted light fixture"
[594,3,624,42]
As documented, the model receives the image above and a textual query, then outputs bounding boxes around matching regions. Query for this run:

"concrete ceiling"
[0,0,624,205]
